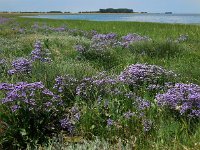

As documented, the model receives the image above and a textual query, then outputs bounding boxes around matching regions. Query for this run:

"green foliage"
[129,40,186,59]
[99,8,133,13]
[0,14,200,149]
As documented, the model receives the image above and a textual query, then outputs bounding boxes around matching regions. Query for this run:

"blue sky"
[0,0,200,13]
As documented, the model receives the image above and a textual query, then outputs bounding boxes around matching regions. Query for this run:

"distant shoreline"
[0,12,145,16]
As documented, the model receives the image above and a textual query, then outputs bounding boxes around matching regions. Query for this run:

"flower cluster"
[0,58,6,65]
[125,92,151,111]
[119,64,175,89]
[121,33,151,47]
[29,23,99,39]
[107,118,114,126]
[8,58,32,75]
[76,72,118,100]
[0,58,7,74]
[142,119,153,132]
[123,110,135,119]
[32,23,39,29]
[0,81,81,143]
[51,27,66,32]
[90,33,118,51]
[18,28,26,34]
[60,106,80,133]
[31,41,52,62]
[176,34,188,42]
[136,97,151,111]
[31,23,67,32]
[0,81,65,115]
[60,118,73,132]
[0,81,46,108]
[74,45,86,54]
[0,17,11,24]
[53,75,78,100]
[54,75,78,92]
[156,83,200,117]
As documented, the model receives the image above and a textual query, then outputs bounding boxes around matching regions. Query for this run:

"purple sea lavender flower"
[23,98,36,106]
[90,33,118,50]
[31,41,52,62]
[60,118,73,132]
[136,97,151,110]
[0,17,11,24]
[0,81,45,105]
[0,83,14,91]
[8,58,32,75]
[76,72,119,100]
[0,58,6,65]
[32,23,39,29]
[97,96,102,104]
[42,89,54,96]
[124,110,135,119]
[74,45,86,53]
[142,119,152,132]
[70,106,81,121]
[121,33,151,47]
[7,69,16,75]
[44,101,53,107]
[53,27,66,32]
[119,63,175,87]
[18,28,25,33]
[156,83,200,117]
[107,118,114,126]
[176,34,188,42]
[54,75,78,95]
[11,105,21,112]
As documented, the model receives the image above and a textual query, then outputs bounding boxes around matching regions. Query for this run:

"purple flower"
[11,105,21,112]
[124,110,135,119]
[0,17,11,24]
[119,64,175,88]
[176,34,188,42]
[107,118,114,126]
[31,41,52,62]
[23,98,36,106]
[60,118,73,132]
[54,75,78,96]
[44,101,53,107]
[0,81,56,108]
[42,89,54,96]
[18,28,25,33]
[76,72,119,100]
[142,119,152,132]
[74,45,86,53]
[8,58,32,75]
[7,69,16,75]
[90,33,118,51]
[121,33,151,47]
[53,27,66,32]
[0,83,14,91]
[0,58,6,65]
[137,97,151,110]
[32,23,39,29]
[156,83,200,117]
[74,113,80,121]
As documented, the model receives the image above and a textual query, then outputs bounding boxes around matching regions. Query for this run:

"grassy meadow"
[0,14,200,149]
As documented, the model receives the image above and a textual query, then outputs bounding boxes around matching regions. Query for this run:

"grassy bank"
[0,14,200,149]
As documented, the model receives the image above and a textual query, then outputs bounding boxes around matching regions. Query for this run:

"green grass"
[0,14,200,150]
[1,15,199,83]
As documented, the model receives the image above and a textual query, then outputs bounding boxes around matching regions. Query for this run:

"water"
[23,13,200,24]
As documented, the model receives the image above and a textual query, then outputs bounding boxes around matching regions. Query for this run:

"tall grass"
[0,14,200,149]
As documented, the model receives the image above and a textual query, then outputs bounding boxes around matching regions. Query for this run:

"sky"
[0,0,200,13]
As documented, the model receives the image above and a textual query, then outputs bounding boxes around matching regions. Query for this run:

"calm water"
[23,13,200,24]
